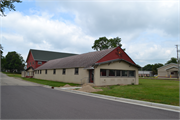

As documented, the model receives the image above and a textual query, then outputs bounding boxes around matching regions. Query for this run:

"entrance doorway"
[89,70,94,83]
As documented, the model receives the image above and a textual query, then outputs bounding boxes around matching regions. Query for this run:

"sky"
[0,0,179,67]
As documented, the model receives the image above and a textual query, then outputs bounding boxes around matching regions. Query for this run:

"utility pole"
[175,45,180,80]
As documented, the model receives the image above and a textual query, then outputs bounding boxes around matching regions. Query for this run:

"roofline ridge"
[157,63,177,69]
[30,49,77,55]
[46,47,116,62]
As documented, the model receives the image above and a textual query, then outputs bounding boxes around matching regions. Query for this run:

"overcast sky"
[0,0,179,67]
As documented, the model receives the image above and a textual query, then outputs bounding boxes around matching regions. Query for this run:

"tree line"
[1,44,25,73]
[140,57,178,75]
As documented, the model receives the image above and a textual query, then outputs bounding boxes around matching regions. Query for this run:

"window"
[116,70,121,76]
[53,69,56,74]
[38,61,42,65]
[45,69,47,74]
[122,70,128,76]
[129,71,135,77]
[38,70,39,74]
[30,62,31,66]
[62,69,66,74]
[100,69,135,77]
[171,72,174,75]
[75,68,78,75]
[109,70,115,76]
[100,69,107,76]
[40,70,41,74]
[33,62,34,65]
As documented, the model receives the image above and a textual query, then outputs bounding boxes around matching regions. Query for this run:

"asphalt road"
[1,72,179,119]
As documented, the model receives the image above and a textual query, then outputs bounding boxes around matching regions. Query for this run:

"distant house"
[138,71,153,77]
[22,49,77,78]
[157,63,178,78]
[34,46,141,86]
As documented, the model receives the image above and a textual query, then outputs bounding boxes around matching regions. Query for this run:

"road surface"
[1,72,179,119]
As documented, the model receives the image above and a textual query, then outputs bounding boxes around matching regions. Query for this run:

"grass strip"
[94,79,179,106]
[2,72,79,87]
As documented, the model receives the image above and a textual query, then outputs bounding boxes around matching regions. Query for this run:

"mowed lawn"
[3,72,179,106]
[94,79,179,106]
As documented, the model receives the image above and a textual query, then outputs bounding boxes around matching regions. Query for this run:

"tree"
[165,57,177,65]
[4,51,25,73]
[0,0,22,16]
[142,64,153,71]
[92,36,125,51]
[0,44,4,71]
[0,44,3,58]
[152,63,163,75]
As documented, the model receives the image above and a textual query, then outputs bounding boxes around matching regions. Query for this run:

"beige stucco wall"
[22,68,34,77]
[34,68,89,84]
[34,61,139,86]
[94,61,139,86]
[21,71,26,77]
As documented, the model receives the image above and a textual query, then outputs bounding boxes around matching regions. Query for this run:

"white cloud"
[35,0,179,37]
[1,12,95,60]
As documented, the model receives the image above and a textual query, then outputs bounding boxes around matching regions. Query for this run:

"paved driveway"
[1,72,179,119]
[0,72,40,86]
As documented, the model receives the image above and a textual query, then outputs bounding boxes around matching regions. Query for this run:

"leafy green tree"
[0,0,22,16]
[0,44,3,58]
[92,37,109,51]
[152,63,163,75]
[165,57,177,65]
[4,51,25,73]
[92,36,125,51]
[0,44,4,71]
[142,64,153,71]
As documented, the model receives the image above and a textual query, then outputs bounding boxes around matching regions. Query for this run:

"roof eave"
[94,59,141,68]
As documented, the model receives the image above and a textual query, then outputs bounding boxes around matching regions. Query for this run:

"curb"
[44,85,180,112]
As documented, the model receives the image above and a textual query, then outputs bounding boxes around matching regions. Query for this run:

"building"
[138,71,153,77]
[34,47,140,86]
[22,49,77,78]
[157,63,178,78]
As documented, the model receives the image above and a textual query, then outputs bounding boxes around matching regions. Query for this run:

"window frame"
[100,69,107,76]
[38,61,42,65]
[116,70,121,76]
[62,69,66,75]
[129,70,135,77]
[53,69,56,74]
[122,70,128,77]
[100,69,135,78]
[109,70,116,76]
[75,68,79,75]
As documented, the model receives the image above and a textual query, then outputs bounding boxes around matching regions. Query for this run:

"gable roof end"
[26,49,77,62]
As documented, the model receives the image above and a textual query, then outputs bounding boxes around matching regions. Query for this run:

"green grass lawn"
[3,72,179,106]
[94,79,179,106]
[2,72,79,87]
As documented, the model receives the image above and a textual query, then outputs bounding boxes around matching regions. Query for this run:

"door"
[89,70,94,83]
